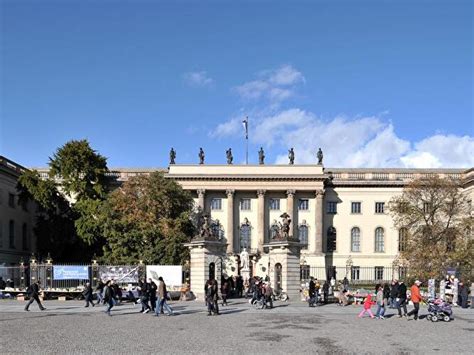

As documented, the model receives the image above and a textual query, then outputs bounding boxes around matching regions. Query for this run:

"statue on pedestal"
[271,212,292,240]
[258,147,265,165]
[317,147,323,165]
[198,148,205,165]
[288,148,295,165]
[240,248,249,270]
[169,148,176,165]
[226,148,233,165]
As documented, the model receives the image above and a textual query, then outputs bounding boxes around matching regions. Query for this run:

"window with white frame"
[351,266,360,280]
[210,198,222,210]
[327,201,337,214]
[375,266,384,280]
[351,227,361,252]
[298,224,309,249]
[240,198,251,211]
[298,199,309,210]
[351,202,361,214]
[375,227,385,252]
[269,198,280,210]
[375,202,385,214]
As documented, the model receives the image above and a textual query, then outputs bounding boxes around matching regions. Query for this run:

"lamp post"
[45,253,53,290]
[19,258,25,290]
[29,253,37,288]
[138,259,145,281]
[91,255,99,288]
[345,255,353,279]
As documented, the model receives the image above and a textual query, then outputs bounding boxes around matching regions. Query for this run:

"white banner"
[146,265,182,288]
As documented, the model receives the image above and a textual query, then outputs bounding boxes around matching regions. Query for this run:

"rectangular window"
[298,199,309,210]
[351,266,360,280]
[269,198,280,210]
[300,265,310,281]
[327,201,337,214]
[399,267,408,280]
[8,193,15,208]
[375,266,384,280]
[240,198,251,211]
[210,198,222,210]
[351,202,361,214]
[375,202,385,214]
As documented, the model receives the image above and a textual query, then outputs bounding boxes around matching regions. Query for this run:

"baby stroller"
[427,299,452,322]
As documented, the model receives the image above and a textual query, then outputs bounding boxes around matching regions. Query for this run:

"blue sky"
[1,0,473,168]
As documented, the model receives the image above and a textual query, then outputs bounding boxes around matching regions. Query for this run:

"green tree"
[389,176,473,280]
[101,172,195,265]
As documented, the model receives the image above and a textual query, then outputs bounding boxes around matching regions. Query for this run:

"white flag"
[242,117,248,139]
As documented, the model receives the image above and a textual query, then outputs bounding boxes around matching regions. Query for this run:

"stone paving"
[0,299,473,354]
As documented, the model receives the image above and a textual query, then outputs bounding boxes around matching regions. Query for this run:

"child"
[358,293,375,318]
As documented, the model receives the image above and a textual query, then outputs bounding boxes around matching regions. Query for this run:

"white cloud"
[234,65,304,104]
[183,71,214,87]
[209,117,242,138]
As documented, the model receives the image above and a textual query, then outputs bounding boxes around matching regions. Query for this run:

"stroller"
[427,299,452,322]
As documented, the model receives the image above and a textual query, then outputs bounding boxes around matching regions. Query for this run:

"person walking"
[211,279,220,315]
[264,282,273,309]
[375,285,385,319]
[397,281,408,318]
[156,277,173,316]
[103,280,115,316]
[205,279,215,316]
[221,280,229,306]
[94,280,105,304]
[322,281,329,304]
[24,280,46,311]
[390,280,399,308]
[138,279,151,314]
[342,277,350,292]
[459,281,469,309]
[308,277,316,307]
[149,278,158,312]
[407,280,422,320]
[358,294,375,318]
[83,282,95,307]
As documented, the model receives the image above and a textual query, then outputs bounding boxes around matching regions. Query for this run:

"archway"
[209,262,215,280]
[274,263,283,292]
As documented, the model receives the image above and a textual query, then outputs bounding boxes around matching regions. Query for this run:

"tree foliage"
[389,176,473,280]
[101,172,195,265]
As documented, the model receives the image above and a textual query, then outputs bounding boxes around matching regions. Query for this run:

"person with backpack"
[24,280,46,312]
[103,280,115,316]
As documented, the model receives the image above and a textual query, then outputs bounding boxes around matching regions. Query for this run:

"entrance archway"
[209,262,215,280]
[274,263,282,292]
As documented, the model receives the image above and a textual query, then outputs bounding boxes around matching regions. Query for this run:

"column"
[286,190,295,237]
[257,190,266,251]
[226,189,235,254]
[197,189,206,212]
[313,189,324,254]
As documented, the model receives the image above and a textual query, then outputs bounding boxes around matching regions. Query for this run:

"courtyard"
[0,299,473,354]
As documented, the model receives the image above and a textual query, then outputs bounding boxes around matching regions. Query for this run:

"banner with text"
[99,266,139,283]
[53,265,89,280]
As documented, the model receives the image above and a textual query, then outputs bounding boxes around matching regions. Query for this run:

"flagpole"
[244,116,249,165]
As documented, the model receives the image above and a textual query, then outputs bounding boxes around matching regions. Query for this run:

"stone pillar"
[313,189,324,254]
[197,189,206,212]
[257,190,266,251]
[226,189,235,254]
[286,190,295,237]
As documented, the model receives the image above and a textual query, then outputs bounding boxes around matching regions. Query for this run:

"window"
[22,223,28,250]
[240,222,251,249]
[298,224,309,249]
[327,227,336,252]
[300,265,310,281]
[8,193,15,208]
[375,227,385,252]
[327,201,337,214]
[375,202,385,214]
[375,266,384,280]
[398,228,408,252]
[399,266,408,280]
[351,202,361,214]
[9,220,15,249]
[351,227,361,252]
[210,198,222,210]
[21,199,28,212]
[240,199,251,211]
[298,199,309,210]
[351,266,360,280]
[269,198,280,210]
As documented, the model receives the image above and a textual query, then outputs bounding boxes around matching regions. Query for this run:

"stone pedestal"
[264,239,302,302]
[241,268,250,283]
[184,239,227,301]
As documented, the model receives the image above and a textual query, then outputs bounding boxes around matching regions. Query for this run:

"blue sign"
[53,265,89,280]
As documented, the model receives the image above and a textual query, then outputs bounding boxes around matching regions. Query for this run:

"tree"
[101,172,195,265]
[389,176,473,280]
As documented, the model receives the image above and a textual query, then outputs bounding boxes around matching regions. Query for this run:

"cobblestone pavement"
[0,299,473,354]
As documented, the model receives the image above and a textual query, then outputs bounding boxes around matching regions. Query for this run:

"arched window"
[298,224,309,249]
[240,219,251,250]
[351,227,361,252]
[9,220,15,249]
[398,228,407,252]
[375,227,385,252]
[327,226,336,252]
[22,223,28,250]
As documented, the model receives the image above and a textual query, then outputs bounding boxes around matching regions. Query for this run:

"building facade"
[0,156,37,265]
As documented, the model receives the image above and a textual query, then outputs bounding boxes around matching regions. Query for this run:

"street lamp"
[346,255,353,278]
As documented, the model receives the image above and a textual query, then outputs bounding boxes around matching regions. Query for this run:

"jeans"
[96,291,104,303]
[407,302,420,319]
[375,304,385,317]
[397,298,407,316]
[156,297,173,315]
[106,298,115,313]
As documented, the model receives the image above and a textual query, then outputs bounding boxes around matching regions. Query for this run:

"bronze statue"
[226,148,233,165]
[258,147,265,165]
[317,147,323,165]
[169,148,176,165]
[198,214,214,239]
[271,212,292,240]
[288,148,295,165]
[198,148,205,165]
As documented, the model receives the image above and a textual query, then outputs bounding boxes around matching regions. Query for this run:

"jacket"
[390,283,399,298]
[363,294,374,309]
[376,290,384,306]
[104,285,115,302]
[158,281,167,299]
[410,285,422,303]
[397,283,407,299]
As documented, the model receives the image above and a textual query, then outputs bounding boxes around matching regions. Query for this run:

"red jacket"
[363,294,374,309]
[411,285,422,303]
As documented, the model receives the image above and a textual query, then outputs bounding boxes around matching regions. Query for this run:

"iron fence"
[302,266,404,285]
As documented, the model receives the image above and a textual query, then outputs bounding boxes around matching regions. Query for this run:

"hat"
[415,280,421,285]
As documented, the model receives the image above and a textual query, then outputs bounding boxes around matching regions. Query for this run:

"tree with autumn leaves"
[389,176,473,280]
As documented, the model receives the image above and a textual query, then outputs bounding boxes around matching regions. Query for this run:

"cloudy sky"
[1,1,473,168]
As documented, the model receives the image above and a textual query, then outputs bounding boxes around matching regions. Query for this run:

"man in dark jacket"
[24,280,46,311]
[322,281,329,304]
[308,277,316,307]
[397,281,408,317]
[390,280,399,308]
[83,282,95,307]
[94,280,105,304]
[138,279,151,313]
[0,277,6,290]
[211,279,220,315]
[103,280,115,316]
[149,278,158,312]
[459,281,469,309]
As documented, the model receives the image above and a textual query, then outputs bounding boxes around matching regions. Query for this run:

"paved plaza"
[0,299,473,354]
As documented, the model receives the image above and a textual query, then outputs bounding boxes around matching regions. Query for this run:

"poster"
[146,265,182,288]
[99,266,139,283]
[53,265,89,280]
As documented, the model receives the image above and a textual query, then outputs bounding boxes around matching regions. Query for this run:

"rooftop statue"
[169,148,176,165]
[226,148,233,165]
[198,148,205,165]
[317,147,323,165]
[288,148,295,165]
[258,147,265,165]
